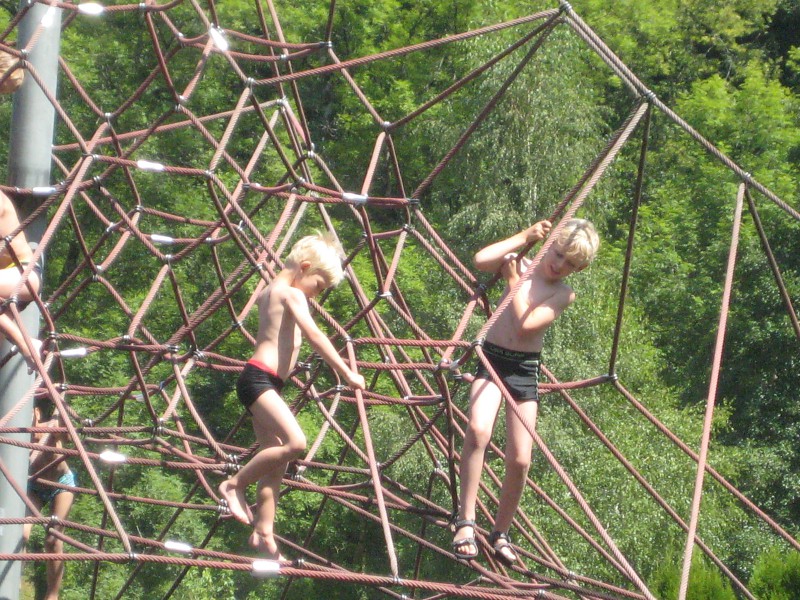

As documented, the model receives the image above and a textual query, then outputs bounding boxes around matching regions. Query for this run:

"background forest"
[3,0,800,598]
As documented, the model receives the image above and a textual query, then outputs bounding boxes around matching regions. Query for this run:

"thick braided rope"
[677,183,745,600]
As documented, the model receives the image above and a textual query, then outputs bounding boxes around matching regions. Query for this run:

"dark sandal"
[452,519,478,560]
[488,531,517,566]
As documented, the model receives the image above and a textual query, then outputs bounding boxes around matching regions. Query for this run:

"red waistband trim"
[246,359,281,379]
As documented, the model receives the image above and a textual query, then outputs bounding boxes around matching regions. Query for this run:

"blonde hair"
[0,50,23,94]
[554,218,599,267]
[285,231,346,286]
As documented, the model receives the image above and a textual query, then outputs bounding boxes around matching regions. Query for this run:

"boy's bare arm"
[283,289,365,389]
[473,220,551,273]
[28,438,46,469]
[29,421,58,470]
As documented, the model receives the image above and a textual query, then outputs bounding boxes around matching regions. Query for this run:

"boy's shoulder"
[531,274,575,307]
[552,280,577,308]
[260,278,306,307]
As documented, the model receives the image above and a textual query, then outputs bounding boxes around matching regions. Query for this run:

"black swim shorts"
[236,360,285,412]
[475,341,541,402]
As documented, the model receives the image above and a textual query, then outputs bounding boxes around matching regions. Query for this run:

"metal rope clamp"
[224,454,241,475]
[342,192,367,206]
[217,498,230,515]
[45,513,59,532]
[152,418,165,438]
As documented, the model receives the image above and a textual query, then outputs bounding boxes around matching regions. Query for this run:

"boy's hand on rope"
[501,253,520,284]
[345,370,366,391]
[524,219,552,243]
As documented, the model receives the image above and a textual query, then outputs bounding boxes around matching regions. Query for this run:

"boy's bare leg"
[248,474,284,559]
[22,494,43,548]
[247,422,286,559]
[491,400,538,561]
[0,269,42,370]
[454,378,503,554]
[218,390,306,525]
[44,490,74,600]
[0,307,42,375]
[0,268,40,309]
[0,313,40,357]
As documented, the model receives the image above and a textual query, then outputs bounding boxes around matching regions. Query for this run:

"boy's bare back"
[247,235,354,386]
[251,279,307,380]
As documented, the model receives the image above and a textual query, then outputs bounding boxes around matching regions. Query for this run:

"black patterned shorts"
[475,341,540,402]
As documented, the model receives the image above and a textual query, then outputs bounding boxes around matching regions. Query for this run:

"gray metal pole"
[0,2,61,598]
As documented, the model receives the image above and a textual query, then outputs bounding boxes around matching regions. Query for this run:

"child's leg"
[44,490,74,600]
[0,269,42,366]
[248,476,283,559]
[0,312,38,352]
[246,421,286,559]
[490,399,538,562]
[218,389,306,525]
[0,266,40,301]
[22,493,43,547]
[453,377,503,554]
[0,312,42,374]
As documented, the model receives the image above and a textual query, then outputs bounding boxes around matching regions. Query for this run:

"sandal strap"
[452,536,476,547]
[453,531,479,560]
[489,530,518,564]
[488,530,511,546]
[453,519,476,530]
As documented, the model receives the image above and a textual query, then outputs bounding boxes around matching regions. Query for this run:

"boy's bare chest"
[512,279,559,309]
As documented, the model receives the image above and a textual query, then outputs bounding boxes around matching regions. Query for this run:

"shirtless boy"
[218,231,365,559]
[24,398,77,600]
[452,218,599,564]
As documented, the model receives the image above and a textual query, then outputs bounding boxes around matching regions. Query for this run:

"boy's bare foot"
[218,480,251,524]
[249,530,283,560]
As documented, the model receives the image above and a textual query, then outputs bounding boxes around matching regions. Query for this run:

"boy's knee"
[505,454,531,475]
[17,272,41,302]
[44,534,62,553]
[466,421,493,449]
[285,432,307,458]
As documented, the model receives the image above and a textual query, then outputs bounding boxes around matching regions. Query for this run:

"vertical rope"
[678,183,745,600]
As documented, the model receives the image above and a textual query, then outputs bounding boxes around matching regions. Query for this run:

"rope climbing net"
[1,1,799,599]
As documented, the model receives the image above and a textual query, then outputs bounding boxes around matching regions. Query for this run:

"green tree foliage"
[749,545,800,599]
[577,0,780,97]
[651,548,737,600]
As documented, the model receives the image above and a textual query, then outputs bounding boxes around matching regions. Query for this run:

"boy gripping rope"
[453,218,599,565]
[219,232,365,559]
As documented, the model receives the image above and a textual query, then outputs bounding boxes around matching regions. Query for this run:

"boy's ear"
[299,260,312,272]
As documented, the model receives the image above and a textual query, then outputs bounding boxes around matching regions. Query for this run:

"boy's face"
[541,242,586,281]
[294,264,331,299]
